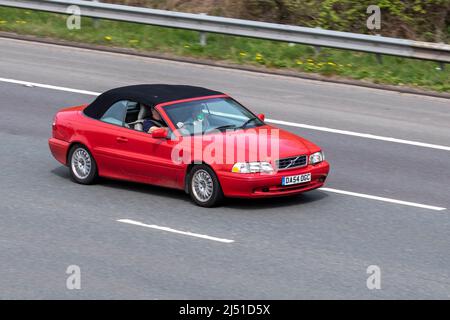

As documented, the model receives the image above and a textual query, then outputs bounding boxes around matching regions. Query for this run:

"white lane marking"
[0,77,100,96]
[266,119,450,152]
[1,77,449,152]
[320,187,446,211]
[117,219,235,243]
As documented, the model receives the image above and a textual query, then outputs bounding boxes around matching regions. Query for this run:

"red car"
[49,85,329,207]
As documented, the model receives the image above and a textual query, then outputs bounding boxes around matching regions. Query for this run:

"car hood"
[185,124,321,165]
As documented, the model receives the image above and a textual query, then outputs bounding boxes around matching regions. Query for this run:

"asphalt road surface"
[1,37,449,299]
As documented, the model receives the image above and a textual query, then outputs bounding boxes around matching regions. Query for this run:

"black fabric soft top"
[84,84,224,119]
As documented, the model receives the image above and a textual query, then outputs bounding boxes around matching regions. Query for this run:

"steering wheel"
[181,117,210,132]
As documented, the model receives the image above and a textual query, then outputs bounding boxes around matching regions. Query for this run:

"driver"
[142,105,167,133]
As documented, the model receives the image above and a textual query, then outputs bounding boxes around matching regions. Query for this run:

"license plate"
[282,173,311,186]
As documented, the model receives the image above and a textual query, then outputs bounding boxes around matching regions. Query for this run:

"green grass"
[1,6,449,92]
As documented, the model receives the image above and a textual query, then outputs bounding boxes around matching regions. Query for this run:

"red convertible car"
[49,84,329,207]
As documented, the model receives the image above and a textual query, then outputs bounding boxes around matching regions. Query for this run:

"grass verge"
[0,6,449,92]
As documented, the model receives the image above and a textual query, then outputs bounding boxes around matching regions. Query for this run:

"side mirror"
[151,128,168,139]
[257,113,265,122]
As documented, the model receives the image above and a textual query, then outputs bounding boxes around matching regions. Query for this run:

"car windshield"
[162,97,264,136]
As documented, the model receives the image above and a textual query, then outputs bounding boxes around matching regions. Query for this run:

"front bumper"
[218,161,330,198]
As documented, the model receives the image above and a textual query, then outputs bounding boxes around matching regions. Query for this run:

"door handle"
[116,137,128,143]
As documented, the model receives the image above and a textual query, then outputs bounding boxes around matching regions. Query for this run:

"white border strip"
[117,219,235,243]
[1,76,449,152]
[320,187,446,211]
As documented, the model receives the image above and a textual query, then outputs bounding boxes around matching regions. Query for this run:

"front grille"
[276,155,308,170]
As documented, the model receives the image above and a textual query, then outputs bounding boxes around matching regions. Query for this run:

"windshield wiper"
[238,117,258,129]
[214,124,238,131]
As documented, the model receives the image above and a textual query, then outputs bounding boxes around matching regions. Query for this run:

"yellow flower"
[184,45,190,48]
[104,36,112,41]
[239,52,247,57]
[296,60,303,65]
[307,58,314,62]
[0,20,7,24]
[327,62,336,66]
[15,20,27,24]
[255,53,263,60]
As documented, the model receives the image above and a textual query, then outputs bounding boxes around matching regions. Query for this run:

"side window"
[100,100,128,126]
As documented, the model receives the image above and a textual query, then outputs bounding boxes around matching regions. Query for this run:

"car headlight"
[232,162,274,173]
[309,151,324,165]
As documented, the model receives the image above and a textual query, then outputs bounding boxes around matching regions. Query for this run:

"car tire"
[188,164,224,207]
[68,145,98,185]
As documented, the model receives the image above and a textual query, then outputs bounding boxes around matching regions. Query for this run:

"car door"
[113,127,184,189]
[86,99,183,187]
